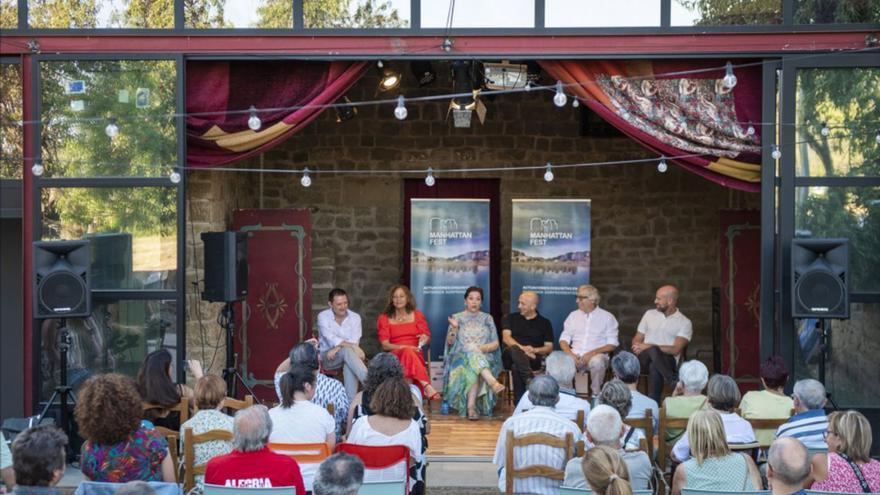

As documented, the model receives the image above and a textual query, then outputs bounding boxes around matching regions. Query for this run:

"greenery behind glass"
[673,0,782,24]
[794,0,879,23]
[0,63,23,179]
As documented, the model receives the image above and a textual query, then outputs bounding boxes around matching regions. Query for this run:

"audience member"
[776,379,828,450]
[76,373,174,483]
[560,285,620,396]
[9,425,67,494]
[1,431,13,492]
[137,349,201,430]
[115,481,156,495]
[740,355,794,446]
[581,445,634,495]
[597,379,644,451]
[179,374,233,490]
[274,342,349,440]
[513,351,591,430]
[205,405,305,492]
[663,360,709,443]
[564,405,651,490]
[347,378,423,491]
[317,288,368,401]
[611,351,659,430]
[501,291,554,404]
[767,437,811,495]
[672,410,762,495]
[631,285,693,403]
[672,374,756,461]
[313,453,364,495]
[808,410,880,492]
[494,376,583,495]
[269,367,336,492]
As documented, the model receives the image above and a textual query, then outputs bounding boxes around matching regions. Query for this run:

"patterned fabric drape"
[186,60,369,167]
[539,60,763,192]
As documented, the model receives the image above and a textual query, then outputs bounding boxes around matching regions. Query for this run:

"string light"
[657,156,668,173]
[746,124,755,136]
[169,168,181,184]
[104,118,119,138]
[394,95,408,120]
[875,130,880,144]
[524,82,532,92]
[31,160,43,176]
[572,98,580,108]
[553,81,567,107]
[247,106,261,131]
[771,144,782,160]
[425,167,436,187]
[543,163,554,182]
[300,167,312,187]
[722,61,738,89]
[821,122,830,136]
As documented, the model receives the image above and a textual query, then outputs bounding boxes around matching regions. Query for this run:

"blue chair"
[358,480,407,495]
[75,481,182,495]
[681,489,769,495]
[560,488,651,495]
[203,485,296,495]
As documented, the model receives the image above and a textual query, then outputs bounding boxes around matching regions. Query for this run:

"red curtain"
[186,60,369,167]
[539,60,763,192]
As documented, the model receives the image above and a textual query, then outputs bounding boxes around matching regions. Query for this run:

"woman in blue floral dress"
[443,286,505,420]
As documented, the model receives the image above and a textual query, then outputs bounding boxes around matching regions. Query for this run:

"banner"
[411,199,491,359]
[510,199,591,344]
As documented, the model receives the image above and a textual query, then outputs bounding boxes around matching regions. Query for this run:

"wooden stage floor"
[424,398,514,459]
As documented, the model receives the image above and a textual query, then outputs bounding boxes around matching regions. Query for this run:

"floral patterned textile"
[81,426,168,482]
[442,311,502,417]
[811,453,880,492]
[180,409,234,489]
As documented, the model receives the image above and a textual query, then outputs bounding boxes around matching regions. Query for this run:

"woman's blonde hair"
[829,410,873,463]
[583,445,632,495]
[687,409,730,465]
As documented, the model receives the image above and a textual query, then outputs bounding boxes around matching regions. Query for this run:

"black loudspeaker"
[792,238,849,319]
[201,231,248,302]
[33,240,91,318]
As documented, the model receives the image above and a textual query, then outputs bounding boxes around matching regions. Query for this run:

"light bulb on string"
[425,167,436,187]
[524,82,532,92]
[771,144,782,160]
[746,124,755,136]
[32,160,44,177]
[722,62,738,89]
[820,123,830,136]
[247,106,262,131]
[543,163,554,182]
[105,118,119,138]
[657,156,668,173]
[876,130,880,144]
[301,167,312,188]
[169,168,181,184]
[572,98,580,108]
[394,95,408,120]
[553,81,567,107]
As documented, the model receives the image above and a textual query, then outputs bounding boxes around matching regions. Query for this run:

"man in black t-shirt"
[501,291,554,403]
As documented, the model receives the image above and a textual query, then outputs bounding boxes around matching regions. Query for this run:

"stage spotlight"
[335,96,357,123]
[378,62,402,92]
[410,61,436,87]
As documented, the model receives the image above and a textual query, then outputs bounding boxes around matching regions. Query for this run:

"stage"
[424,398,513,460]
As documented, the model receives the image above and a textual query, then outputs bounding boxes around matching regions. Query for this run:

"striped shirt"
[513,388,591,430]
[494,406,584,495]
[775,409,828,450]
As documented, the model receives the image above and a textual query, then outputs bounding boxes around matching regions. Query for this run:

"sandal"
[467,408,480,421]
[424,385,442,402]
[491,381,506,395]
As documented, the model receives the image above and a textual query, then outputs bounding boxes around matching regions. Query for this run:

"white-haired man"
[775,379,828,449]
[513,351,591,430]
[560,285,619,396]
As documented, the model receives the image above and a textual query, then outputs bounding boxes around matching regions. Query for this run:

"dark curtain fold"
[186,60,369,167]
[539,60,763,192]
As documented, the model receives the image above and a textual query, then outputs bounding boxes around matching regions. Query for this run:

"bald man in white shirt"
[560,284,619,396]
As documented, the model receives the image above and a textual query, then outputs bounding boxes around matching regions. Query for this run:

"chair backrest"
[268,442,331,464]
[220,395,255,413]
[336,443,409,495]
[74,481,183,495]
[153,426,181,482]
[681,489,769,495]
[623,408,654,460]
[658,406,690,470]
[505,430,574,495]
[574,409,586,432]
[182,426,234,492]
[203,484,296,495]
[559,487,652,495]
[143,397,190,424]
[358,480,407,495]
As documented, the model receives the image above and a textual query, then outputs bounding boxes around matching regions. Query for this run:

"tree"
[257,0,405,28]
[25,0,100,28]
[0,63,22,178]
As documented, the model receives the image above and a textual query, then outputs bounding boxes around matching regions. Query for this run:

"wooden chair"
[182,426,234,493]
[657,406,690,471]
[220,395,254,414]
[574,409,586,433]
[327,402,336,416]
[143,397,190,424]
[153,426,181,482]
[739,408,794,448]
[623,408,654,460]
[504,430,574,495]
[268,442,331,464]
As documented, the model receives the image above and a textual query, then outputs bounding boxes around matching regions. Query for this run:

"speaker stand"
[37,320,77,459]
[218,302,261,403]
[816,319,839,411]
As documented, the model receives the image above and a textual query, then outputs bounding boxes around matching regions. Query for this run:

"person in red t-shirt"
[205,405,305,493]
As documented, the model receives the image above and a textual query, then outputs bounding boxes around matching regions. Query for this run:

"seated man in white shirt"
[560,285,619,396]
[563,404,652,490]
[318,288,368,401]
[494,376,584,495]
[513,351,591,430]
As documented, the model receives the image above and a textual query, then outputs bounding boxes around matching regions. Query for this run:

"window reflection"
[421,0,532,28]
[186,0,293,28]
[1,63,22,179]
[671,0,782,25]
[0,0,17,29]
[28,0,173,28]
[546,0,661,27]
[794,0,879,24]
[304,0,410,28]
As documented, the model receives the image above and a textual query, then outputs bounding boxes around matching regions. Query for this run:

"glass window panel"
[40,60,177,178]
[546,0,660,27]
[186,0,293,28]
[795,186,880,292]
[671,0,781,25]
[304,0,410,28]
[793,303,880,408]
[28,0,173,28]
[421,0,533,28]
[794,0,879,24]
[41,187,177,290]
[795,67,880,177]
[0,0,17,29]
[38,299,177,400]
[1,63,22,179]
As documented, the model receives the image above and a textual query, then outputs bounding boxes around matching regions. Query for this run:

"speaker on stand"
[791,238,849,409]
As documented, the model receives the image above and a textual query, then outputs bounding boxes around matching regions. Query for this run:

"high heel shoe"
[425,385,442,402]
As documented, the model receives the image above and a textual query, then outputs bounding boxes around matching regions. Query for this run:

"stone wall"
[185,64,760,374]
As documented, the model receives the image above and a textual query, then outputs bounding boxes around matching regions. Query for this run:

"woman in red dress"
[376,284,441,401]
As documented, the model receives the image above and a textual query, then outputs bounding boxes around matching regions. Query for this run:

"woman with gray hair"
[597,379,644,451]
[671,374,756,461]
[663,360,709,443]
